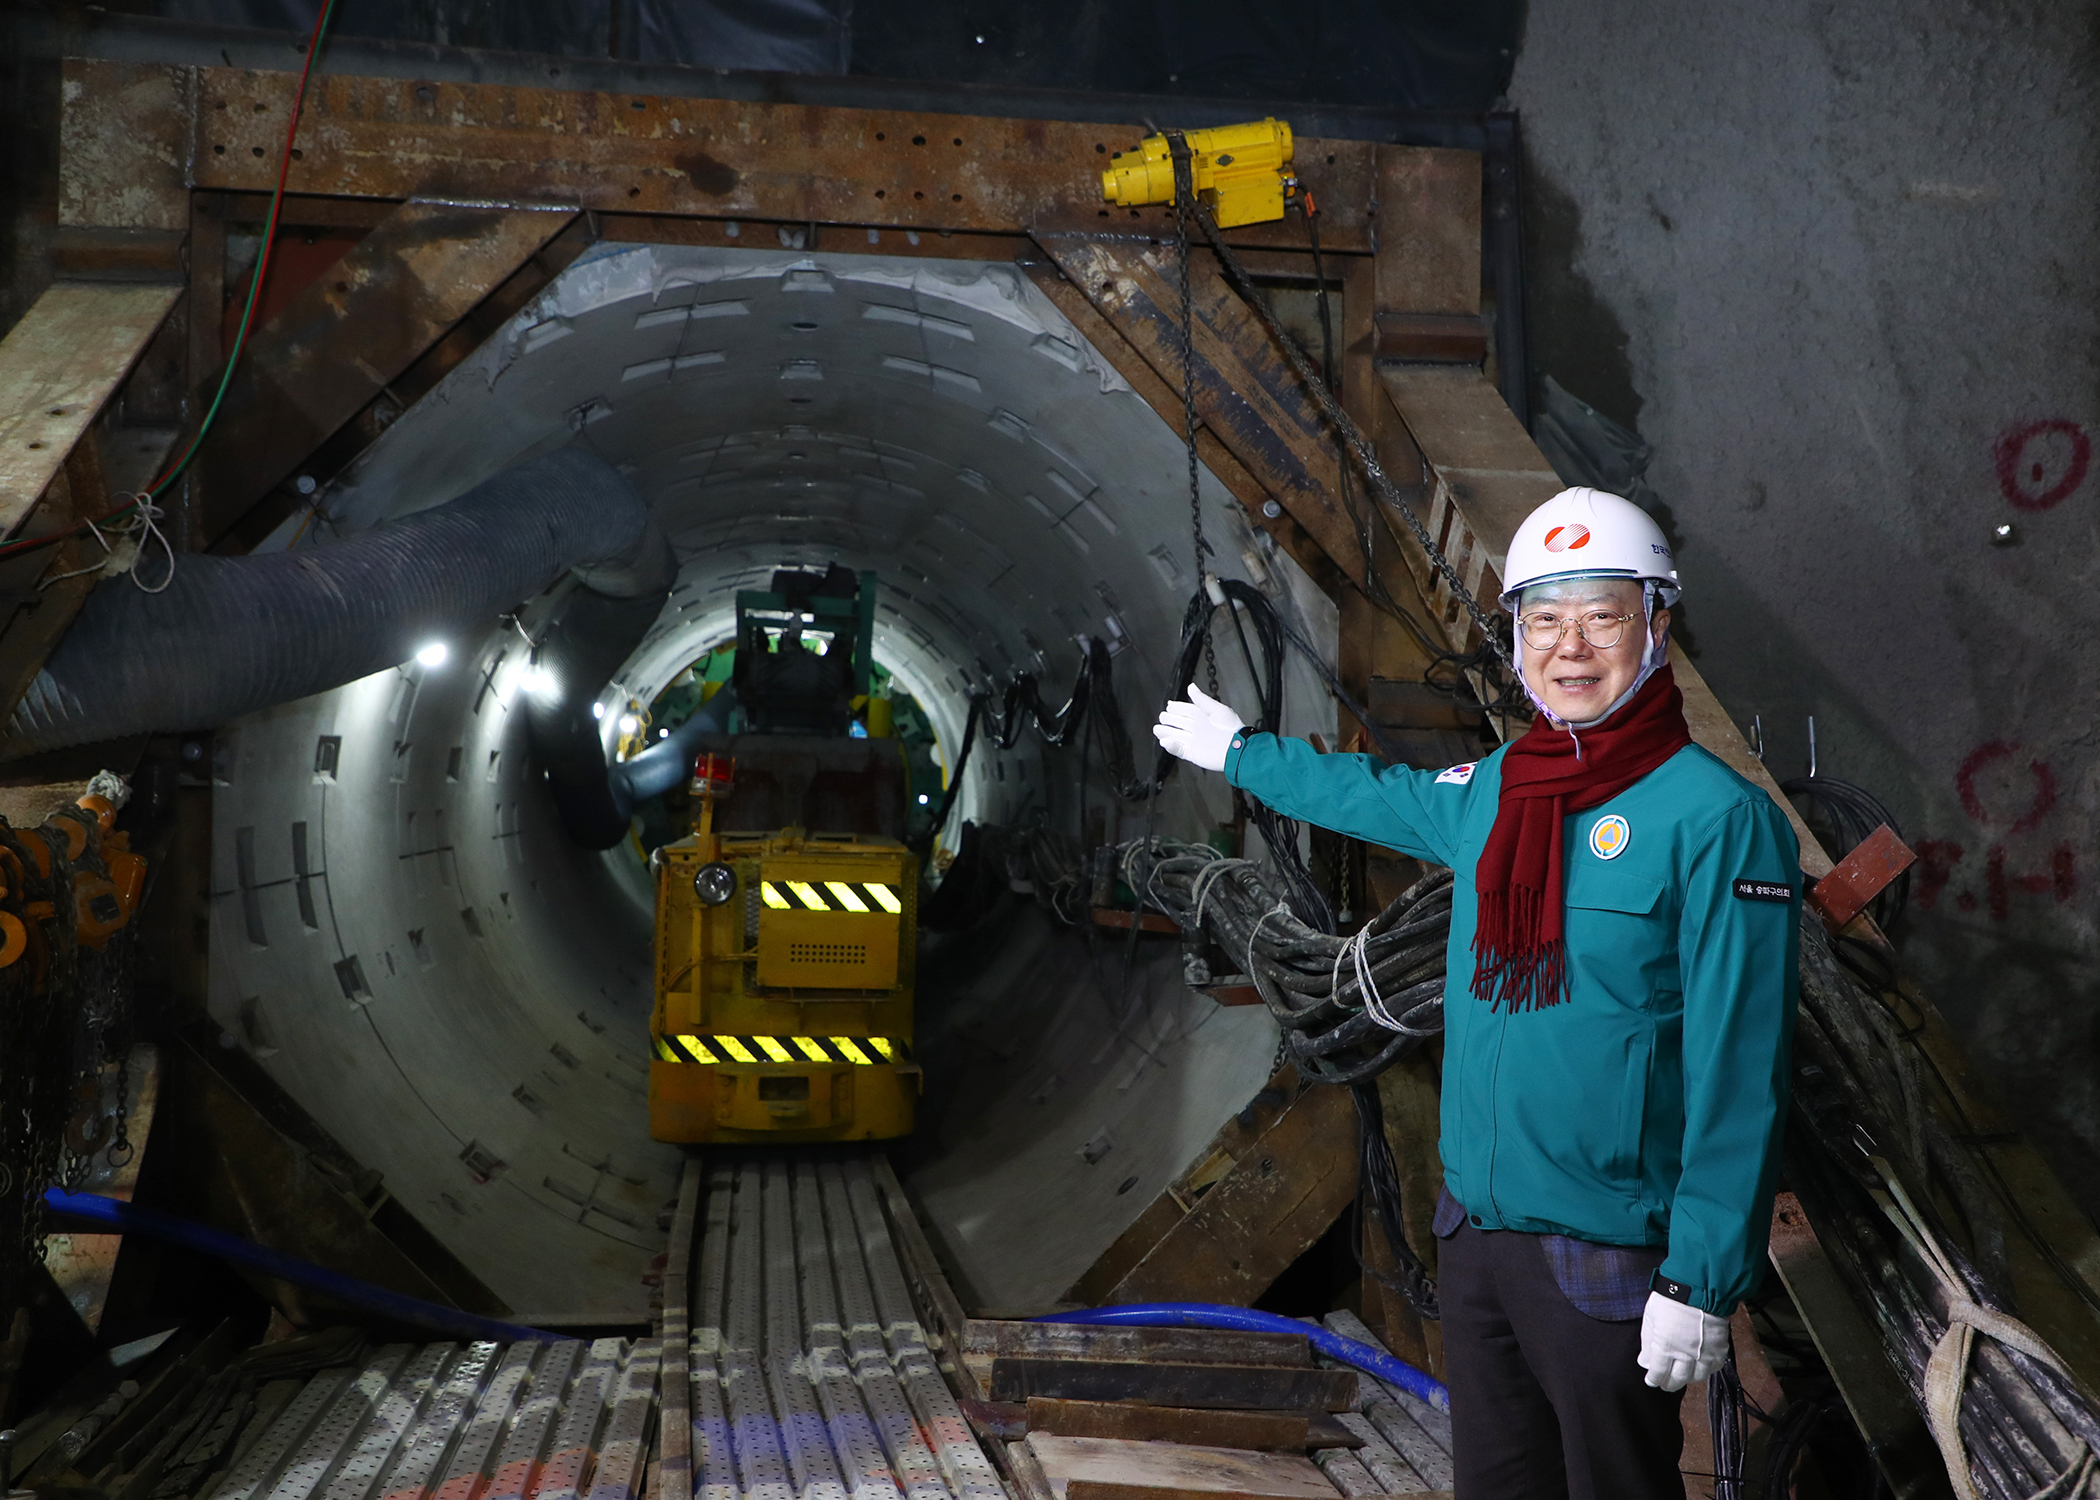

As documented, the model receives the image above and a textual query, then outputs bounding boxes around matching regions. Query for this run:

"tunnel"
[206,241,1342,1323]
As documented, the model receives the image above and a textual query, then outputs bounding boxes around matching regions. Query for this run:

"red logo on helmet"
[1543,523,1591,552]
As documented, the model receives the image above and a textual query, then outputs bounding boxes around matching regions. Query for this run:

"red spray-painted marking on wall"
[1913,839,1965,911]
[1994,419,2090,512]
[1920,742,2078,920]
[1955,740,2057,834]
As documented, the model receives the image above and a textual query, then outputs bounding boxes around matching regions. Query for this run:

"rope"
[38,493,177,594]
[1868,1152,2098,1500]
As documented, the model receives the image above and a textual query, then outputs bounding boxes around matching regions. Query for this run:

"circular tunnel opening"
[209,244,1342,1322]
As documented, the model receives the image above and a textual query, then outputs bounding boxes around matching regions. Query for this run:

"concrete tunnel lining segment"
[208,243,1341,1319]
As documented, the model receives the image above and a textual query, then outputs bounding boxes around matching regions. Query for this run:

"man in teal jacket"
[1154,489,1799,1500]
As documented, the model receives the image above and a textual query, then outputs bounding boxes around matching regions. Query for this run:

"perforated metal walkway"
[669,1155,1005,1500]
[176,1151,1001,1500]
[203,1335,661,1500]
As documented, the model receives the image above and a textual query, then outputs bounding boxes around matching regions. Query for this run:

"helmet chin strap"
[1516,582,1669,754]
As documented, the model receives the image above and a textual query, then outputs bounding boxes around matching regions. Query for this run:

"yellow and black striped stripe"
[758,880,903,914]
[653,1034,908,1066]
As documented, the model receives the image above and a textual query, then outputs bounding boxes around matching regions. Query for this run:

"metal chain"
[1188,200,1517,678]
[1166,132,1222,698]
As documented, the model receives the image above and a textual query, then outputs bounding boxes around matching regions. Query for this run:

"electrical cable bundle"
[921,579,1344,934]
[1120,838,1450,1087]
[1785,913,2100,1499]
[1115,835,1451,1318]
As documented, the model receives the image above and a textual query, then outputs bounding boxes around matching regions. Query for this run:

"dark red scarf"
[1471,667,1691,1011]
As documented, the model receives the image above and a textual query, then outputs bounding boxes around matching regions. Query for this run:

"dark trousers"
[1441,1217,1684,1500]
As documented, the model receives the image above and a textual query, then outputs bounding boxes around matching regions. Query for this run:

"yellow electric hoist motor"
[649,825,918,1143]
[1099,117,1295,229]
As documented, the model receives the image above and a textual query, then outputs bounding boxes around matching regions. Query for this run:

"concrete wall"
[1512,4,2100,1206]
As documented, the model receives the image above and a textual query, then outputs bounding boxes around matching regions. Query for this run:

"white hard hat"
[1498,487,1679,607]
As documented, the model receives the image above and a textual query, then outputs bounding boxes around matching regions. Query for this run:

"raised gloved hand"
[1152,684,1246,773]
[1638,1291,1731,1391]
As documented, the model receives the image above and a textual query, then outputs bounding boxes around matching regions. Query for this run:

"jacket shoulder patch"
[1733,879,1794,903]
[1435,762,1477,786]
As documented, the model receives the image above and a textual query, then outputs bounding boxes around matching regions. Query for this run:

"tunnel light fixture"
[415,642,449,668]
[658,727,670,739]
[617,713,640,735]
[592,702,606,720]
[917,793,930,805]
[521,666,558,699]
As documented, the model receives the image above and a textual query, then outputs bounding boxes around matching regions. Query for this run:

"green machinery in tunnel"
[649,565,921,1144]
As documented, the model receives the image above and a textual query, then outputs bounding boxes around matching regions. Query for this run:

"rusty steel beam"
[1768,1192,1950,1499]
[0,282,182,538]
[1020,261,1345,602]
[191,198,577,546]
[60,60,1376,252]
[0,435,114,728]
[1032,235,1401,596]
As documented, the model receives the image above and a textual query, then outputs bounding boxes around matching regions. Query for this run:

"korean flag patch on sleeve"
[1435,762,1477,786]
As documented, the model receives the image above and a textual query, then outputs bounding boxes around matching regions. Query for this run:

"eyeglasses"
[1518,609,1639,651]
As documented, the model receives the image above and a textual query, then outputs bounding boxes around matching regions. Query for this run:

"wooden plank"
[1364,1054,1443,1380]
[0,282,181,536]
[1024,1400,1310,1452]
[59,60,1375,250]
[1027,1435,1336,1500]
[965,1321,1315,1397]
[993,1360,1354,1413]
[1766,1192,1948,1499]
[871,1153,970,1355]
[192,199,576,543]
[1067,1486,1336,1500]
[1008,1440,1060,1500]
[1106,1079,1359,1306]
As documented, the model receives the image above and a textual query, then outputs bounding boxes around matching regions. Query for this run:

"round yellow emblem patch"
[1589,814,1630,861]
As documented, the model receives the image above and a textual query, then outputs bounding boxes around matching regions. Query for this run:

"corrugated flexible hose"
[4,447,657,757]
[1035,1302,1450,1411]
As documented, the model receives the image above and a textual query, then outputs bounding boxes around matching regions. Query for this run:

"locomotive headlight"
[694,862,737,906]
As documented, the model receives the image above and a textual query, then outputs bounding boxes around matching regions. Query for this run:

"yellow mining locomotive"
[646,565,919,1143]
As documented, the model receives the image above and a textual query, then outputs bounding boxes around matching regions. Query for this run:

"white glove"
[1151,684,1246,773]
[1638,1291,1731,1391]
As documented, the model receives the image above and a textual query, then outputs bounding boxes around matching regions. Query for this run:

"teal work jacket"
[1225,732,1801,1315]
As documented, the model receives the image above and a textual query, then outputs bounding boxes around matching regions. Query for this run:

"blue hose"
[1035,1302,1449,1413]
[44,1189,559,1345]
